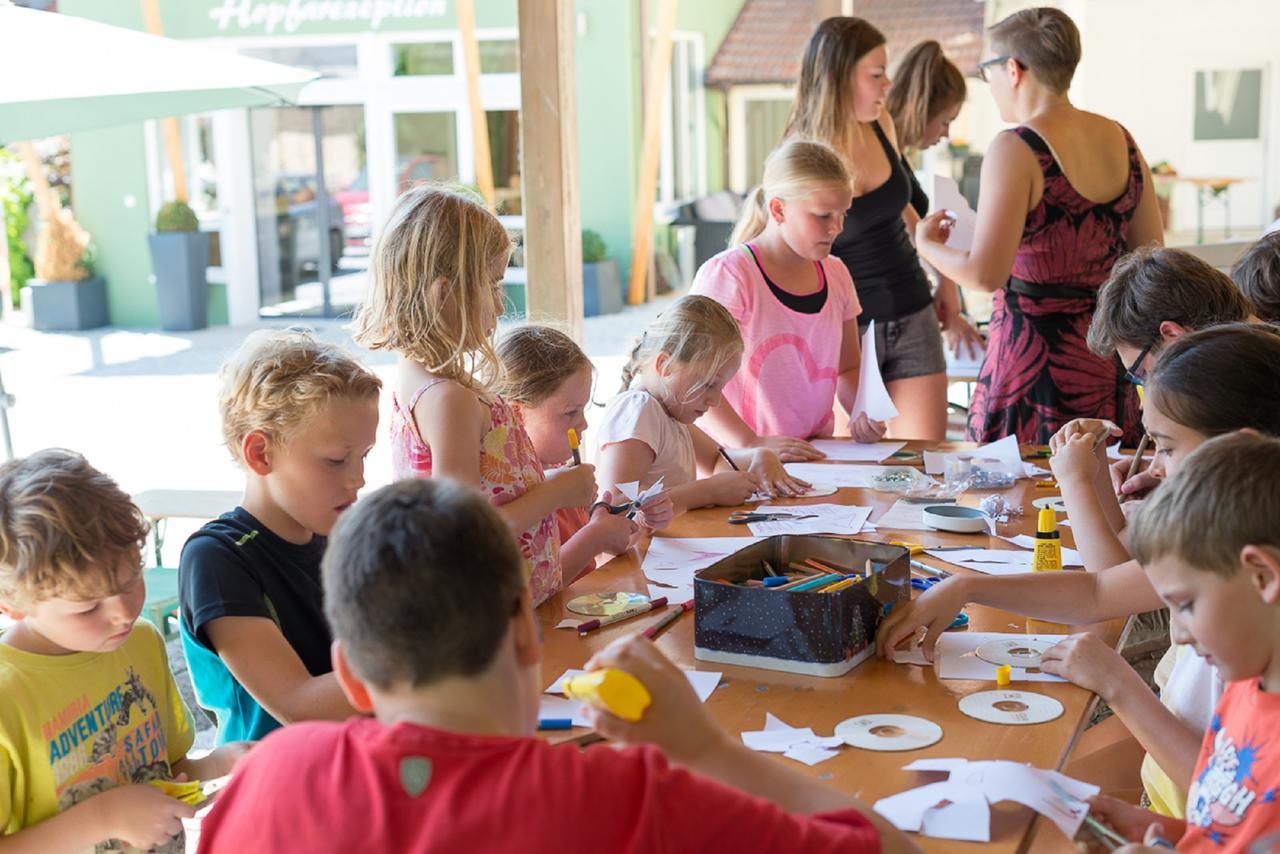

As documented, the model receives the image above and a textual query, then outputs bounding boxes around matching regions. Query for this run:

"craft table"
[537,441,1128,853]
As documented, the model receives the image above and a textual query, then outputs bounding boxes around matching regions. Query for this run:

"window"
[479,40,518,73]
[392,42,454,76]
[659,34,706,204]
[393,112,460,190]
[240,45,358,79]
[487,110,522,214]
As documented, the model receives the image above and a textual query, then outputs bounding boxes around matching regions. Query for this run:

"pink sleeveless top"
[391,378,561,605]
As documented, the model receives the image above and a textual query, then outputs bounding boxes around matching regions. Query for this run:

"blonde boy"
[0,450,244,851]
[179,330,380,744]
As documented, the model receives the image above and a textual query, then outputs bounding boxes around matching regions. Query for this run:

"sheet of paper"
[746,503,873,537]
[538,695,589,727]
[783,743,841,766]
[783,463,924,489]
[931,174,977,250]
[546,668,721,702]
[934,632,1067,682]
[944,339,985,378]
[923,794,993,842]
[809,439,908,462]
[923,434,1024,476]
[640,536,757,597]
[850,320,900,422]
[873,498,937,531]
[929,543,1083,570]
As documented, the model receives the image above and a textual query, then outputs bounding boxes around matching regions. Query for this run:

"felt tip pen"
[538,718,573,730]
[909,559,951,578]
[567,428,582,466]
[642,599,693,639]
[716,446,741,472]
[577,597,668,635]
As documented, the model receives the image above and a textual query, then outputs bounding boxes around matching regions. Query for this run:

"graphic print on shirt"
[1186,714,1280,846]
[740,333,838,438]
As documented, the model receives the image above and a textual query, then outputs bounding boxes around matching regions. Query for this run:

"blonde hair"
[353,184,514,390]
[784,16,887,181]
[730,139,851,247]
[887,40,967,153]
[619,295,743,394]
[0,449,150,604]
[219,329,382,466]
[495,325,593,407]
[987,7,1082,95]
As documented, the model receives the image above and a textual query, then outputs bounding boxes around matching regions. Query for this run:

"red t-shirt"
[1180,678,1280,852]
[197,718,880,854]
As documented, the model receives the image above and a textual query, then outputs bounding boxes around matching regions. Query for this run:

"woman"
[784,18,951,441]
[915,7,1163,445]
[886,39,983,360]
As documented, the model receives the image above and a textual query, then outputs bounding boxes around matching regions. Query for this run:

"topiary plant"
[155,200,199,233]
[582,229,607,264]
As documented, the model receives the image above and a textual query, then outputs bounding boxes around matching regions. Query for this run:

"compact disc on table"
[974,638,1054,669]
[834,714,943,752]
[1032,496,1068,513]
[745,482,840,502]
[566,591,650,616]
[958,690,1064,725]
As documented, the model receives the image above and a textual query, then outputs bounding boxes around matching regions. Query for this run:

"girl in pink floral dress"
[353,185,596,604]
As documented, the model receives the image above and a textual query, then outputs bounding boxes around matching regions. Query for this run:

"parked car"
[274,174,344,294]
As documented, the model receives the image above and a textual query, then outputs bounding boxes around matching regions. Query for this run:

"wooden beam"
[140,0,187,203]
[457,0,496,211]
[626,0,677,305]
[517,0,583,339]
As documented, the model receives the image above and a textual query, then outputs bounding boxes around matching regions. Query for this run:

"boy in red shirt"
[1086,432,1280,852]
[197,477,913,854]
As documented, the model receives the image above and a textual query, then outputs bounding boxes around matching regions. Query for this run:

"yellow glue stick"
[996,664,1012,687]
[1027,506,1069,634]
[147,778,207,805]
[563,669,652,722]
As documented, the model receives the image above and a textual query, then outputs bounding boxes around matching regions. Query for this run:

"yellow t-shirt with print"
[0,620,194,847]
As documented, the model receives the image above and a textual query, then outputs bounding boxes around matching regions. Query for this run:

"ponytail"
[729,187,771,247]
[730,139,850,248]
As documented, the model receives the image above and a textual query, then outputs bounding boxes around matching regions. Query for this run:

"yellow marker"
[823,577,857,593]
[147,778,207,805]
[996,664,1012,687]
[563,669,652,722]
[1136,384,1145,406]
[1027,506,1069,634]
[567,428,581,466]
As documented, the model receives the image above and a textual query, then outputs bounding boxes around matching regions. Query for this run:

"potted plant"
[24,204,107,331]
[582,229,623,317]
[148,200,209,331]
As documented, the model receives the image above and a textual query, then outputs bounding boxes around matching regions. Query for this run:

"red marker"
[642,599,692,640]
[577,597,667,635]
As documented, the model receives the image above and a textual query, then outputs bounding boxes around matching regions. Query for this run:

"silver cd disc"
[835,714,943,752]
[974,638,1054,669]
[958,690,1065,725]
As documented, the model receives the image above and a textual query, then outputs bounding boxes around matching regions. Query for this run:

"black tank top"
[831,122,933,322]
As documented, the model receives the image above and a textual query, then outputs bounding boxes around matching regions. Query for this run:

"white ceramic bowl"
[921,504,988,534]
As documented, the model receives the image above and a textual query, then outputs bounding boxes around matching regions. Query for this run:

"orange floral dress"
[391,378,561,605]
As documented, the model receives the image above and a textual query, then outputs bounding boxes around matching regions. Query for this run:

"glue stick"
[563,669,652,722]
[1026,506,1068,634]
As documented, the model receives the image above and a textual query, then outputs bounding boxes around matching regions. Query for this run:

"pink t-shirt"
[691,244,861,440]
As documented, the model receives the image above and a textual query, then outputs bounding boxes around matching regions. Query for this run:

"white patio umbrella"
[0,1,319,143]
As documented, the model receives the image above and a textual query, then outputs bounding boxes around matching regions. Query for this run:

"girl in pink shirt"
[691,139,886,457]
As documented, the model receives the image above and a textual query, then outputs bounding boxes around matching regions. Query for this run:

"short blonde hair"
[619,295,743,394]
[987,7,1081,95]
[0,449,149,604]
[219,329,382,465]
[353,184,514,390]
[495,325,593,407]
[730,138,851,247]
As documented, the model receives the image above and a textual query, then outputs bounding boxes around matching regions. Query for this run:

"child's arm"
[1050,434,1133,571]
[1051,419,1129,532]
[559,504,638,584]
[835,317,887,444]
[698,429,807,498]
[0,785,195,853]
[598,437,759,514]
[1085,795,1186,849]
[698,403,824,461]
[171,742,253,781]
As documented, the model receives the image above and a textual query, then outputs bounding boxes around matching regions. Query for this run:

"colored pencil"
[576,597,668,635]
[538,718,574,730]
[643,599,693,639]
[1126,433,1150,481]
[716,446,741,471]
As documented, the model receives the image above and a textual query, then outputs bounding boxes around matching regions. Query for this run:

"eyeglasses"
[1124,341,1155,386]
[977,55,1014,83]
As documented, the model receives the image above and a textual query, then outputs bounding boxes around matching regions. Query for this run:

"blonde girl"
[691,139,885,457]
[590,295,807,514]
[353,185,595,605]
[497,325,673,583]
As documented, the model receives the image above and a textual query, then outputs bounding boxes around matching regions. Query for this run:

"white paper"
[934,632,1067,682]
[945,338,985,378]
[931,174,977,250]
[923,434,1024,477]
[998,535,1083,566]
[647,581,693,602]
[546,668,721,702]
[741,714,844,765]
[873,499,937,531]
[616,477,665,507]
[922,794,992,842]
[927,544,1083,570]
[746,503,873,537]
[783,463,925,489]
[538,695,589,727]
[809,439,907,462]
[851,321,900,422]
[742,727,818,752]
[893,645,931,666]
[640,536,757,597]
[783,743,842,766]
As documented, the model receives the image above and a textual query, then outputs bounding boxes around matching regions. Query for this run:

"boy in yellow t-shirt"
[0,450,248,851]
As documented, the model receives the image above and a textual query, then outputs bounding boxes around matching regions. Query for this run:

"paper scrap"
[616,477,665,507]
[782,463,926,489]
[851,321,900,422]
[784,743,842,766]
[746,503,873,537]
[931,175,977,251]
[809,439,907,463]
[741,713,843,766]
[873,499,936,531]
[934,632,1067,683]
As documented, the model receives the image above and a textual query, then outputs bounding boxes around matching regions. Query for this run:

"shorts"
[858,302,946,383]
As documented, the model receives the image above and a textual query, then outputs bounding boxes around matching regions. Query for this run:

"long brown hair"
[886,40,966,153]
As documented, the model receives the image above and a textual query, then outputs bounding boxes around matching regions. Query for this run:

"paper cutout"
[934,632,1067,683]
[809,439,907,462]
[850,321,900,422]
[746,503,873,537]
[782,463,925,489]
[740,713,844,766]
[615,477,666,508]
[931,175,977,250]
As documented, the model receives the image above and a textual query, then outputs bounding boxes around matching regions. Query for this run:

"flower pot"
[583,257,623,317]
[26,276,108,330]
[148,231,210,331]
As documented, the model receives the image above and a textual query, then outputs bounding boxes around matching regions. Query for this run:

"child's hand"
[1038,633,1126,703]
[875,577,968,662]
[93,784,197,850]
[1049,418,1121,454]
[758,435,824,462]
[586,502,639,555]
[582,634,729,765]
[704,470,763,506]
[1049,432,1100,486]
[748,449,810,497]
[1083,795,1181,848]
[632,492,674,530]
[849,413,887,444]
[545,463,597,509]
[1110,457,1163,498]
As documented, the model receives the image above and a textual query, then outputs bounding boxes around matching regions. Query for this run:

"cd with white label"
[958,690,1064,725]
[745,482,840,502]
[566,591,649,616]
[834,714,943,751]
[975,638,1054,669]
[1032,496,1067,513]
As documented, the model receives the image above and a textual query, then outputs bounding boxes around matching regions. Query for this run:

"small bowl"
[921,505,988,534]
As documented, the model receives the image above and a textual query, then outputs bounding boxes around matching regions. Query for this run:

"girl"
[877,323,1280,818]
[591,295,805,514]
[496,325,673,583]
[785,17,951,441]
[353,185,595,605]
[691,138,885,456]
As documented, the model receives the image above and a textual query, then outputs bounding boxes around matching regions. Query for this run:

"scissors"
[588,500,633,516]
[910,576,941,591]
[727,511,819,525]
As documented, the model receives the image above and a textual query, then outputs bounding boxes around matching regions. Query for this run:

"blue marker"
[538,718,573,730]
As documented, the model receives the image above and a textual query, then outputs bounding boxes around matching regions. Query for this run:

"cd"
[745,482,840,502]
[1032,496,1068,513]
[835,714,943,752]
[974,638,1054,669]
[958,690,1065,725]
[566,591,650,617]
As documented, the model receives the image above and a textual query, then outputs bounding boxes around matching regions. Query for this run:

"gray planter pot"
[26,276,108,330]
[583,257,623,317]
[148,231,210,331]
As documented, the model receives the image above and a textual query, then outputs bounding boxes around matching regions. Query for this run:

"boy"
[1231,231,1280,323]
[0,450,244,851]
[197,478,915,853]
[1084,431,1280,851]
[179,329,380,744]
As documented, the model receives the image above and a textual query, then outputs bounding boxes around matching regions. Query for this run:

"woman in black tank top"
[783,17,950,440]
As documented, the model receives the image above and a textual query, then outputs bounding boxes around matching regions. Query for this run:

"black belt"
[1006,277,1096,300]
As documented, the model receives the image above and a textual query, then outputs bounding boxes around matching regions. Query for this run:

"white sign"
[208,0,447,35]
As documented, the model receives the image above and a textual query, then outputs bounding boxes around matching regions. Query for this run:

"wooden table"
[537,442,1125,853]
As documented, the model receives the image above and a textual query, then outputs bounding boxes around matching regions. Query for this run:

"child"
[878,323,1280,819]
[195,478,913,853]
[1231,230,1280,322]
[352,184,595,605]
[179,329,380,744]
[691,139,885,458]
[590,295,803,512]
[0,450,245,851]
[496,326,673,583]
[1084,431,1280,850]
